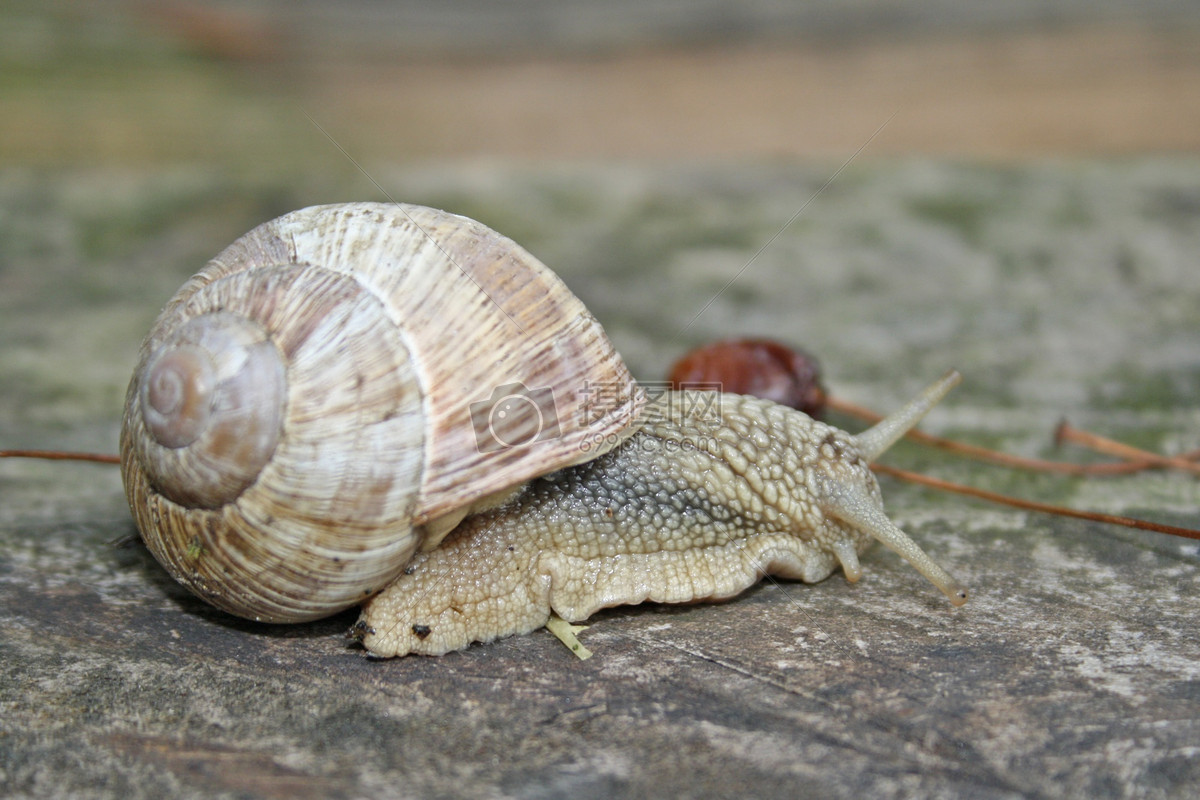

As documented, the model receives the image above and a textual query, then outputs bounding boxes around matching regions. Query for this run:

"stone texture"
[2,161,1199,799]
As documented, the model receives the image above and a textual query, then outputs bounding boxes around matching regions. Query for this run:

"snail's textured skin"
[356,391,944,657]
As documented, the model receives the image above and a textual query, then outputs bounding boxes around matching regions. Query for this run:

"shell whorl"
[135,312,285,508]
[121,203,644,623]
[123,264,427,621]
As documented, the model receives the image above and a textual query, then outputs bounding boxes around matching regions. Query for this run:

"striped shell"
[120,203,644,622]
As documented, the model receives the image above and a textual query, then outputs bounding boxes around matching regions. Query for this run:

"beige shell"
[120,203,645,623]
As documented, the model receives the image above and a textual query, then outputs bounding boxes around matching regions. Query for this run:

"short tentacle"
[830,538,863,583]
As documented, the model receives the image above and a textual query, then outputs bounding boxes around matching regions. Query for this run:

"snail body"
[358,380,966,656]
[120,202,966,657]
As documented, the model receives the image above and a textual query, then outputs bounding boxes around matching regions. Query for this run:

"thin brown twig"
[4,413,1197,541]
[1055,421,1200,476]
[872,463,1200,541]
[0,449,121,465]
[827,396,1182,476]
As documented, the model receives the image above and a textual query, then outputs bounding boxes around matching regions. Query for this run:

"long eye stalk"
[837,369,967,605]
[852,370,962,462]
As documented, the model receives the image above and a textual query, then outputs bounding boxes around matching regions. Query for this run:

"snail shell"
[120,203,643,622]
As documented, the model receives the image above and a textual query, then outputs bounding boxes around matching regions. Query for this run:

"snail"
[120,202,967,658]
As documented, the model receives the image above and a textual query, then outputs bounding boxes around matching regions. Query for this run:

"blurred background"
[4,8,1200,798]
[3,0,1199,173]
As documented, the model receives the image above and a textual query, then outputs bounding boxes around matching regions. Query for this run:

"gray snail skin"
[120,203,966,658]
